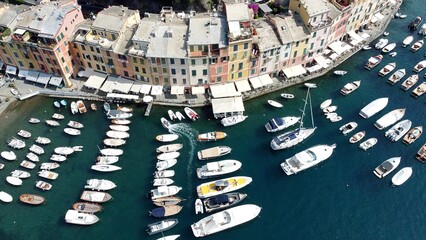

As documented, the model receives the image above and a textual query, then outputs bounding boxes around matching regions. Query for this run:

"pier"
[144,103,153,116]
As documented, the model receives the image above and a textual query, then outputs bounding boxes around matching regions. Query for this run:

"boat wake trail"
[168,123,198,199]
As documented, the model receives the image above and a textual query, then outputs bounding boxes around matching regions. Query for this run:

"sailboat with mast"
[270,87,317,150]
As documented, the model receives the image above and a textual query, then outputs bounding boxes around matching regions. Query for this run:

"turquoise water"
[1,2,426,239]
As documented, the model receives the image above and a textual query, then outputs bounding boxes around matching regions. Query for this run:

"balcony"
[189,51,208,58]
[307,19,332,31]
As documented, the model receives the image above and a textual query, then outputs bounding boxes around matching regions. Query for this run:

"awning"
[258,74,273,86]
[140,84,152,94]
[328,41,352,55]
[191,86,205,95]
[18,69,29,78]
[371,13,384,24]
[249,77,262,89]
[360,33,370,39]
[49,76,63,87]
[106,93,139,100]
[14,29,26,35]
[389,0,396,5]
[100,76,118,93]
[150,85,163,95]
[234,79,251,92]
[84,71,107,89]
[130,82,143,93]
[26,70,40,82]
[211,96,245,114]
[210,83,240,98]
[314,56,328,68]
[171,85,184,95]
[258,4,273,13]
[112,76,134,94]
[348,30,364,43]
[78,68,94,78]
[6,65,17,75]
[306,64,322,73]
[329,53,339,60]
[0,61,4,70]
[36,73,51,84]
[282,64,307,78]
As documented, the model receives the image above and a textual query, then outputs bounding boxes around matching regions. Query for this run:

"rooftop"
[187,14,228,48]
[252,19,281,51]
[0,5,30,28]
[300,0,329,16]
[92,5,139,33]
[225,3,250,22]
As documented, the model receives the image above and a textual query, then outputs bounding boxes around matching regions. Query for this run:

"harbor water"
[1,2,426,239]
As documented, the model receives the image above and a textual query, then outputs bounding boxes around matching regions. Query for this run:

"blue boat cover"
[211,194,229,204]
[151,207,166,217]
[269,117,283,129]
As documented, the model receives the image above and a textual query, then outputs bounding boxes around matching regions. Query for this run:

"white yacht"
[385,119,412,142]
[150,186,182,200]
[402,36,414,47]
[340,80,361,95]
[374,108,406,130]
[375,38,388,49]
[391,167,413,186]
[280,144,336,175]
[196,160,242,179]
[65,210,99,225]
[221,115,248,127]
[359,138,378,151]
[359,97,389,119]
[84,179,117,191]
[373,157,401,178]
[264,116,300,132]
[191,204,261,237]
[339,122,358,135]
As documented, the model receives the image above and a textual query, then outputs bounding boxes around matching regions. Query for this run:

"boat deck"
[198,178,246,196]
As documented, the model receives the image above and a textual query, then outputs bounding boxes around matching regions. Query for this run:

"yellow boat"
[197,131,227,142]
[196,176,252,199]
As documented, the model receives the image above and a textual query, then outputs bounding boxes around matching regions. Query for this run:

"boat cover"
[207,162,220,171]
[151,207,166,217]
[269,117,283,129]
[210,194,229,204]
[214,180,229,187]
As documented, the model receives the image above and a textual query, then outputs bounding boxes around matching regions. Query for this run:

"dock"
[144,102,153,116]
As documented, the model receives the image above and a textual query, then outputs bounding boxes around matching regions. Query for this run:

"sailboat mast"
[308,88,315,127]
[299,87,310,129]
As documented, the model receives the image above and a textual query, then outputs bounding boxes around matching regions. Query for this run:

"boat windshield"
[295,150,316,164]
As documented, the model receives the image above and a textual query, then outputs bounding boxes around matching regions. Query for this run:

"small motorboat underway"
[385,119,412,142]
[0,191,13,203]
[411,82,426,98]
[333,70,347,76]
[29,118,40,124]
[392,167,413,186]
[1,151,17,161]
[359,138,378,151]
[156,134,179,143]
[6,176,22,186]
[364,54,383,70]
[45,119,60,127]
[109,124,129,132]
[374,108,406,130]
[11,170,31,178]
[411,39,424,52]
[85,179,117,191]
[280,93,295,99]
[381,43,396,53]
[196,160,242,179]
[80,190,113,203]
[378,62,396,77]
[19,194,45,205]
[402,35,414,47]
[67,120,84,129]
[167,110,177,121]
[150,186,182,200]
[340,80,361,95]
[195,199,204,214]
[103,138,126,147]
[184,107,200,121]
[150,205,183,217]
[72,202,102,213]
[359,97,388,119]
[265,116,300,132]
[203,192,247,213]
[161,117,172,129]
[402,126,423,145]
[191,204,261,237]
[416,143,426,162]
[349,131,366,144]
[50,154,67,162]
[339,122,358,135]
[267,100,283,108]
[54,146,74,156]
[153,170,175,179]
[152,178,174,187]
[375,38,388,49]
[401,74,419,90]
[64,128,81,136]
[52,113,64,120]
[157,152,180,161]
[76,100,87,114]
[70,101,78,114]
[320,99,332,109]
[413,60,426,73]
[196,176,252,199]
[156,143,183,153]
[106,130,130,139]
[373,157,401,178]
[17,130,31,138]
[156,159,178,171]
[38,170,59,180]
[35,136,51,145]
[99,148,123,156]
[147,219,179,235]
[65,210,99,225]
[197,146,232,160]
[91,164,122,172]
[197,131,227,142]
[221,115,248,127]
[40,162,60,170]
[280,144,336,175]
[387,69,406,85]
[35,180,52,191]
[408,16,423,31]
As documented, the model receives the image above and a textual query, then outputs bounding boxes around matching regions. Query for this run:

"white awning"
[130,82,143,93]
[140,84,152,94]
[78,68,94,78]
[389,0,396,5]
[191,86,205,95]
[360,33,370,39]
[106,93,139,100]
[112,76,134,94]
[314,56,328,68]
[282,65,307,78]
[328,41,352,55]
[84,71,107,89]
[171,85,184,95]
[14,29,26,35]
[329,53,339,60]
[249,77,262,89]
[6,65,17,75]
[18,69,29,78]
[371,13,384,24]
[258,74,273,86]
[100,76,118,93]
[36,73,51,84]
[306,64,322,73]
[49,76,63,87]
[26,70,40,82]
[210,83,240,98]
[348,30,364,43]
[212,96,245,114]
[234,79,251,92]
[151,85,163,95]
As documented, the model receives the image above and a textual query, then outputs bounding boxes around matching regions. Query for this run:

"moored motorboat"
[76,100,87,114]
[196,160,242,179]
[304,83,317,88]
[156,143,183,153]
[109,124,129,132]
[195,198,204,214]
[29,144,44,155]
[197,146,232,160]
[150,186,182,200]
[333,70,347,76]
[267,100,283,108]
[35,180,52,191]
[53,101,60,108]
[364,54,383,70]
[0,191,13,203]
[340,80,361,95]
[416,143,426,162]
[67,120,84,129]
[152,178,175,187]
[375,38,388,49]
[221,115,248,127]
[387,69,406,84]
[19,194,45,205]
[411,39,424,52]
[381,43,396,53]
[359,97,388,118]
[374,108,406,130]
[156,159,178,171]
[323,105,337,113]
[52,113,64,120]
[38,170,59,180]
[413,60,426,73]
[402,36,414,47]
[156,134,179,142]
[1,151,17,161]
[408,16,423,31]
[319,99,332,109]
[153,169,175,179]
[401,74,419,90]
[80,190,113,203]
[339,122,358,135]
[106,110,133,119]
[70,101,78,114]
[90,103,97,111]
[280,93,295,99]
[150,205,183,218]
[20,160,36,169]
[106,130,130,139]
[64,128,81,136]
[359,138,378,151]
[6,176,22,186]
[103,138,126,147]
[373,157,401,178]
[419,23,426,35]
[99,148,123,156]
[29,118,40,124]
[411,82,426,98]
[191,204,261,237]
[50,154,67,162]
[391,167,413,186]
[152,196,183,207]
[7,137,25,149]
[103,102,111,112]
[175,111,185,121]
[167,110,177,121]
[45,119,60,127]
[378,62,396,77]
[280,144,336,175]
[10,170,31,178]
[85,179,117,191]
[197,131,227,142]
[385,119,412,142]
[184,107,200,121]
[265,116,300,132]
[116,105,132,113]
[96,155,119,165]
[35,136,51,145]
[157,152,180,161]
[349,131,366,144]
[91,164,122,172]
[196,176,252,199]
[40,162,60,170]
[65,209,99,225]
[72,202,103,213]
[17,129,31,138]
[111,119,131,125]
[203,192,247,213]
[402,126,423,145]
[147,219,179,235]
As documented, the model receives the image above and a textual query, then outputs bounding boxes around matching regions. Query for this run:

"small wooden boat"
[90,103,97,111]
[20,160,36,169]
[111,119,131,125]
[320,99,332,109]
[91,164,122,172]
[401,74,419,90]
[103,138,126,147]
[411,82,426,98]
[349,131,366,144]
[109,125,129,132]
[391,167,413,186]
[72,202,103,213]
[7,137,26,149]
[197,131,227,142]
[156,144,183,153]
[184,107,199,121]
[359,138,378,151]
[17,130,31,138]
[402,126,423,145]
[19,194,45,205]
[280,93,294,99]
[117,105,133,113]
[195,199,204,214]
[35,180,52,191]
[80,191,113,203]
[152,196,183,207]
[26,152,39,162]
[52,113,64,120]
[340,80,361,95]
[387,69,406,85]
[156,134,179,142]
[63,127,81,136]
[76,100,87,113]
[402,35,414,47]
[378,62,396,77]
[28,118,40,124]
[60,99,67,106]
[267,100,283,108]
[106,130,130,139]
[0,191,13,203]
[67,120,84,129]
[149,205,183,217]
[6,176,22,186]
[50,154,67,162]
[38,170,59,180]
[147,219,179,235]
[35,136,51,145]
[410,39,424,52]
[45,119,60,127]
[40,162,60,170]
[152,178,174,187]
[1,151,17,161]
[65,209,99,225]
[70,101,78,114]
[333,70,347,76]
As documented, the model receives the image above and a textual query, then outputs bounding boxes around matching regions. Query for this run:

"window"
[313,32,317,38]
[233,45,238,51]
[140,59,145,64]
[217,76,221,82]
[180,59,185,65]
[106,51,110,57]
[60,33,64,39]
[171,69,176,75]
[46,58,51,64]
[133,57,137,63]
[162,68,167,73]
[238,72,242,78]
[250,69,256,75]
[181,69,186,75]
[87,62,92,68]
[293,51,298,58]
[153,67,157,73]
[170,59,175,65]
[203,59,207,65]
[61,57,65,63]
[18,61,23,67]
[164,78,169,83]
[161,58,166,65]
[96,64,100,70]
[192,70,196,76]
[13,52,18,58]
[122,62,127,68]
[310,43,314,50]
[182,78,186,84]
[65,66,69,73]
[191,59,195,65]
[142,68,146,74]
[202,69,207,75]
[102,66,106,71]
[172,78,177,84]
[124,71,129,77]
[90,46,94,52]
[244,43,248,49]
[198,79,203,84]
[296,41,299,47]
[217,66,222,73]
[238,63,243,70]
[135,66,139,72]
[96,48,100,54]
